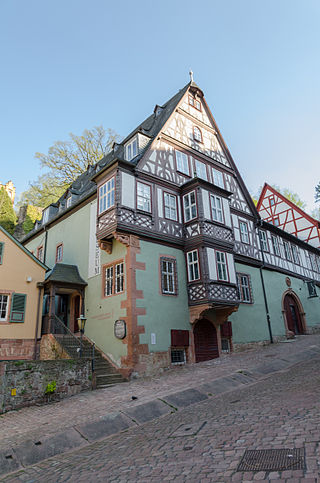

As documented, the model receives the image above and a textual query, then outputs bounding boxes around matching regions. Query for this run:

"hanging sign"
[114,320,126,339]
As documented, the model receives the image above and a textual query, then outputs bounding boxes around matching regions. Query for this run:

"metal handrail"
[53,315,89,357]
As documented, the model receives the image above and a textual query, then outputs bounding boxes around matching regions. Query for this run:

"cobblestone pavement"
[2,340,320,482]
[1,334,319,454]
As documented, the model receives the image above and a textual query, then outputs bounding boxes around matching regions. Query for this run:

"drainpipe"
[257,221,273,344]
[43,227,48,265]
[34,282,44,359]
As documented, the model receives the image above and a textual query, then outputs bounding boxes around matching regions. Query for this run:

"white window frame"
[271,235,280,256]
[194,159,207,180]
[137,182,151,212]
[210,195,223,223]
[193,126,202,142]
[115,262,124,294]
[164,192,177,221]
[0,294,9,321]
[212,168,224,188]
[284,241,292,261]
[66,196,72,208]
[99,177,115,215]
[216,251,228,282]
[42,209,49,224]
[291,245,300,264]
[259,230,269,252]
[175,150,190,176]
[239,221,249,244]
[56,244,63,263]
[237,273,252,303]
[183,191,197,222]
[161,258,177,295]
[187,250,200,282]
[37,246,44,262]
[104,265,114,296]
[125,137,138,161]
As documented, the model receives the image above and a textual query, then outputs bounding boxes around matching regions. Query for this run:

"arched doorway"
[194,319,219,362]
[283,293,304,335]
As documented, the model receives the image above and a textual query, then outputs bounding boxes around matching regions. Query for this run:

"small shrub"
[44,381,56,395]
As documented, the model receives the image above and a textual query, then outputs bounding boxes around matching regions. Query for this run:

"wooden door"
[194,319,219,362]
[284,294,304,334]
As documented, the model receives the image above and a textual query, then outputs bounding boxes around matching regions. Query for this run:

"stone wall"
[0,339,35,360]
[0,359,92,414]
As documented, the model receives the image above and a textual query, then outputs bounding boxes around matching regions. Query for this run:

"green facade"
[231,262,320,343]
[136,240,190,352]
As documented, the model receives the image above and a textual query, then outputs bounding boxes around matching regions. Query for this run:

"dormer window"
[66,196,72,208]
[193,126,202,142]
[125,137,138,161]
[189,95,201,111]
[42,209,49,224]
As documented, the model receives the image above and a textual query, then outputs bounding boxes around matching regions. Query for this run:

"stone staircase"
[54,335,127,389]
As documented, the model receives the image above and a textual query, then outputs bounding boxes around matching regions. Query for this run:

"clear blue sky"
[1,0,319,212]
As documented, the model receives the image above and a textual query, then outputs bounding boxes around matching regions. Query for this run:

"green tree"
[0,187,16,234]
[20,126,119,208]
[315,183,320,204]
[22,205,43,233]
[271,185,306,210]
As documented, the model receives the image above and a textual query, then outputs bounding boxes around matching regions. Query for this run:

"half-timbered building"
[257,183,320,248]
[22,80,320,377]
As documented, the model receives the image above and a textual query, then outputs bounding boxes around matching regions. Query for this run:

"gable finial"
[189,70,194,83]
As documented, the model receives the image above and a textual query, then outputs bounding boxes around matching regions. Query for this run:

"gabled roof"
[0,225,48,270]
[257,183,320,227]
[44,263,87,285]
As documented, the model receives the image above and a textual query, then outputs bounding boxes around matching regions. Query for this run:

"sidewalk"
[1,333,320,477]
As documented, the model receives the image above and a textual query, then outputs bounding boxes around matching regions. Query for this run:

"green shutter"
[0,242,4,264]
[10,294,27,323]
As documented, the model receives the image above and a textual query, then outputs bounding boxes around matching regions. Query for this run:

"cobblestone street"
[2,335,320,482]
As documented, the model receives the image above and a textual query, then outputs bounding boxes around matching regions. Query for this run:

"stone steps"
[54,335,127,388]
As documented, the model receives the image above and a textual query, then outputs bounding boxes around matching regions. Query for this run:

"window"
[237,273,252,303]
[56,244,63,263]
[0,242,4,264]
[216,251,228,281]
[164,193,177,221]
[284,241,292,261]
[9,294,27,323]
[37,246,44,262]
[307,281,317,297]
[104,261,124,297]
[193,126,202,142]
[171,349,186,364]
[160,258,177,295]
[115,262,124,294]
[99,177,115,214]
[125,137,138,161]
[274,217,280,227]
[187,250,200,281]
[137,182,151,212]
[194,160,207,180]
[0,294,9,321]
[66,196,72,208]
[212,168,224,188]
[271,235,280,256]
[259,231,268,252]
[239,221,249,244]
[42,209,49,224]
[291,245,300,264]
[189,96,201,111]
[183,191,197,222]
[175,150,190,176]
[210,195,223,223]
[270,197,275,206]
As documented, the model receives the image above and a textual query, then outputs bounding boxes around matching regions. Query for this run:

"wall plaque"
[114,320,126,339]
[285,277,291,287]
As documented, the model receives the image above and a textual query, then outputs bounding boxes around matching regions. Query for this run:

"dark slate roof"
[22,81,194,242]
[44,263,87,285]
